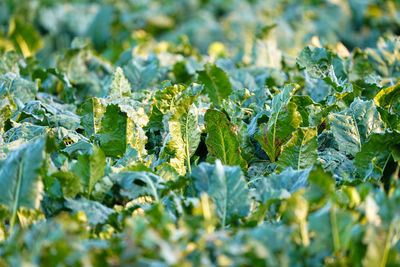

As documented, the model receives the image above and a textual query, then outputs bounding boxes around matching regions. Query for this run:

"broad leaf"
[109,67,131,99]
[98,104,133,157]
[277,127,318,171]
[252,168,310,204]
[78,97,105,137]
[255,84,302,162]
[0,73,38,106]
[328,113,361,156]
[354,131,400,181]
[0,137,45,231]
[192,160,250,227]
[167,96,200,175]
[297,46,350,93]
[71,145,106,198]
[109,171,164,202]
[308,203,358,254]
[51,171,81,199]
[197,63,232,107]
[122,54,159,91]
[204,109,246,169]
[329,98,385,156]
[374,82,400,109]
[65,197,115,225]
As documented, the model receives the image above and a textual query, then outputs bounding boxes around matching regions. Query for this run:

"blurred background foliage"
[1,0,400,64]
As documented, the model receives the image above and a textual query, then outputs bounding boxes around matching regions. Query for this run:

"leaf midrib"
[10,151,25,233]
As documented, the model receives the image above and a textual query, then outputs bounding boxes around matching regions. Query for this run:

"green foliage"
[255,84,302,162]
[1,0,400,265]
[0,137,45,232]
[197,63,232,107]
[204,109,246,169]
[166,92,200,175]
[192,160,250,227]
[98,104,133,157]
[277,127,318,171]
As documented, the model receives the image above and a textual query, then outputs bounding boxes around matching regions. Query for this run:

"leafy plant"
[1,0,400,266]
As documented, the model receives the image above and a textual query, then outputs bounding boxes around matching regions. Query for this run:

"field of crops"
[1,0,400,266]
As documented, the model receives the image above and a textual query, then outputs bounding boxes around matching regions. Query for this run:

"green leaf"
[109,67,131,99]
[197,63,232,107]
[253,168,310,204]
[0,137,45,232]
[0,73,38,105]
[297,46,350,93]
[328,113,361,156]
[308,203,358,254]
[192,160,250,227]
[109,171,164,202]
[255,84,302,162]
[354,132,400,181]
[62,140,93,158]
[71,145,106,198]
[77,97,105,137]
[115,101,149,159]
[204,109,246,169]
[328,98,386,156]
[291,95,319,127]
[167,96,200,175]
[374,82,400,109]
[98,104,133,158]
[51,171,81,199]
[7,17,43,58]
[3,123,47,145]
[318,148,354,182]
[65,198,115,225]
[277,127,318,171]
[122,54,159,91]
[297,46,333,80]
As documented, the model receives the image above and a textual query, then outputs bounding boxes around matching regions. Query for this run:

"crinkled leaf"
[329,98,386,156]
[297,46,350,93]
[328,113,361,156]
[122,54,159,91]
[0,73,37,106]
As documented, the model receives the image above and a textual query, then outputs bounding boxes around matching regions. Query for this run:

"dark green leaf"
[204,109,246,169]
[197,63,232,107]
